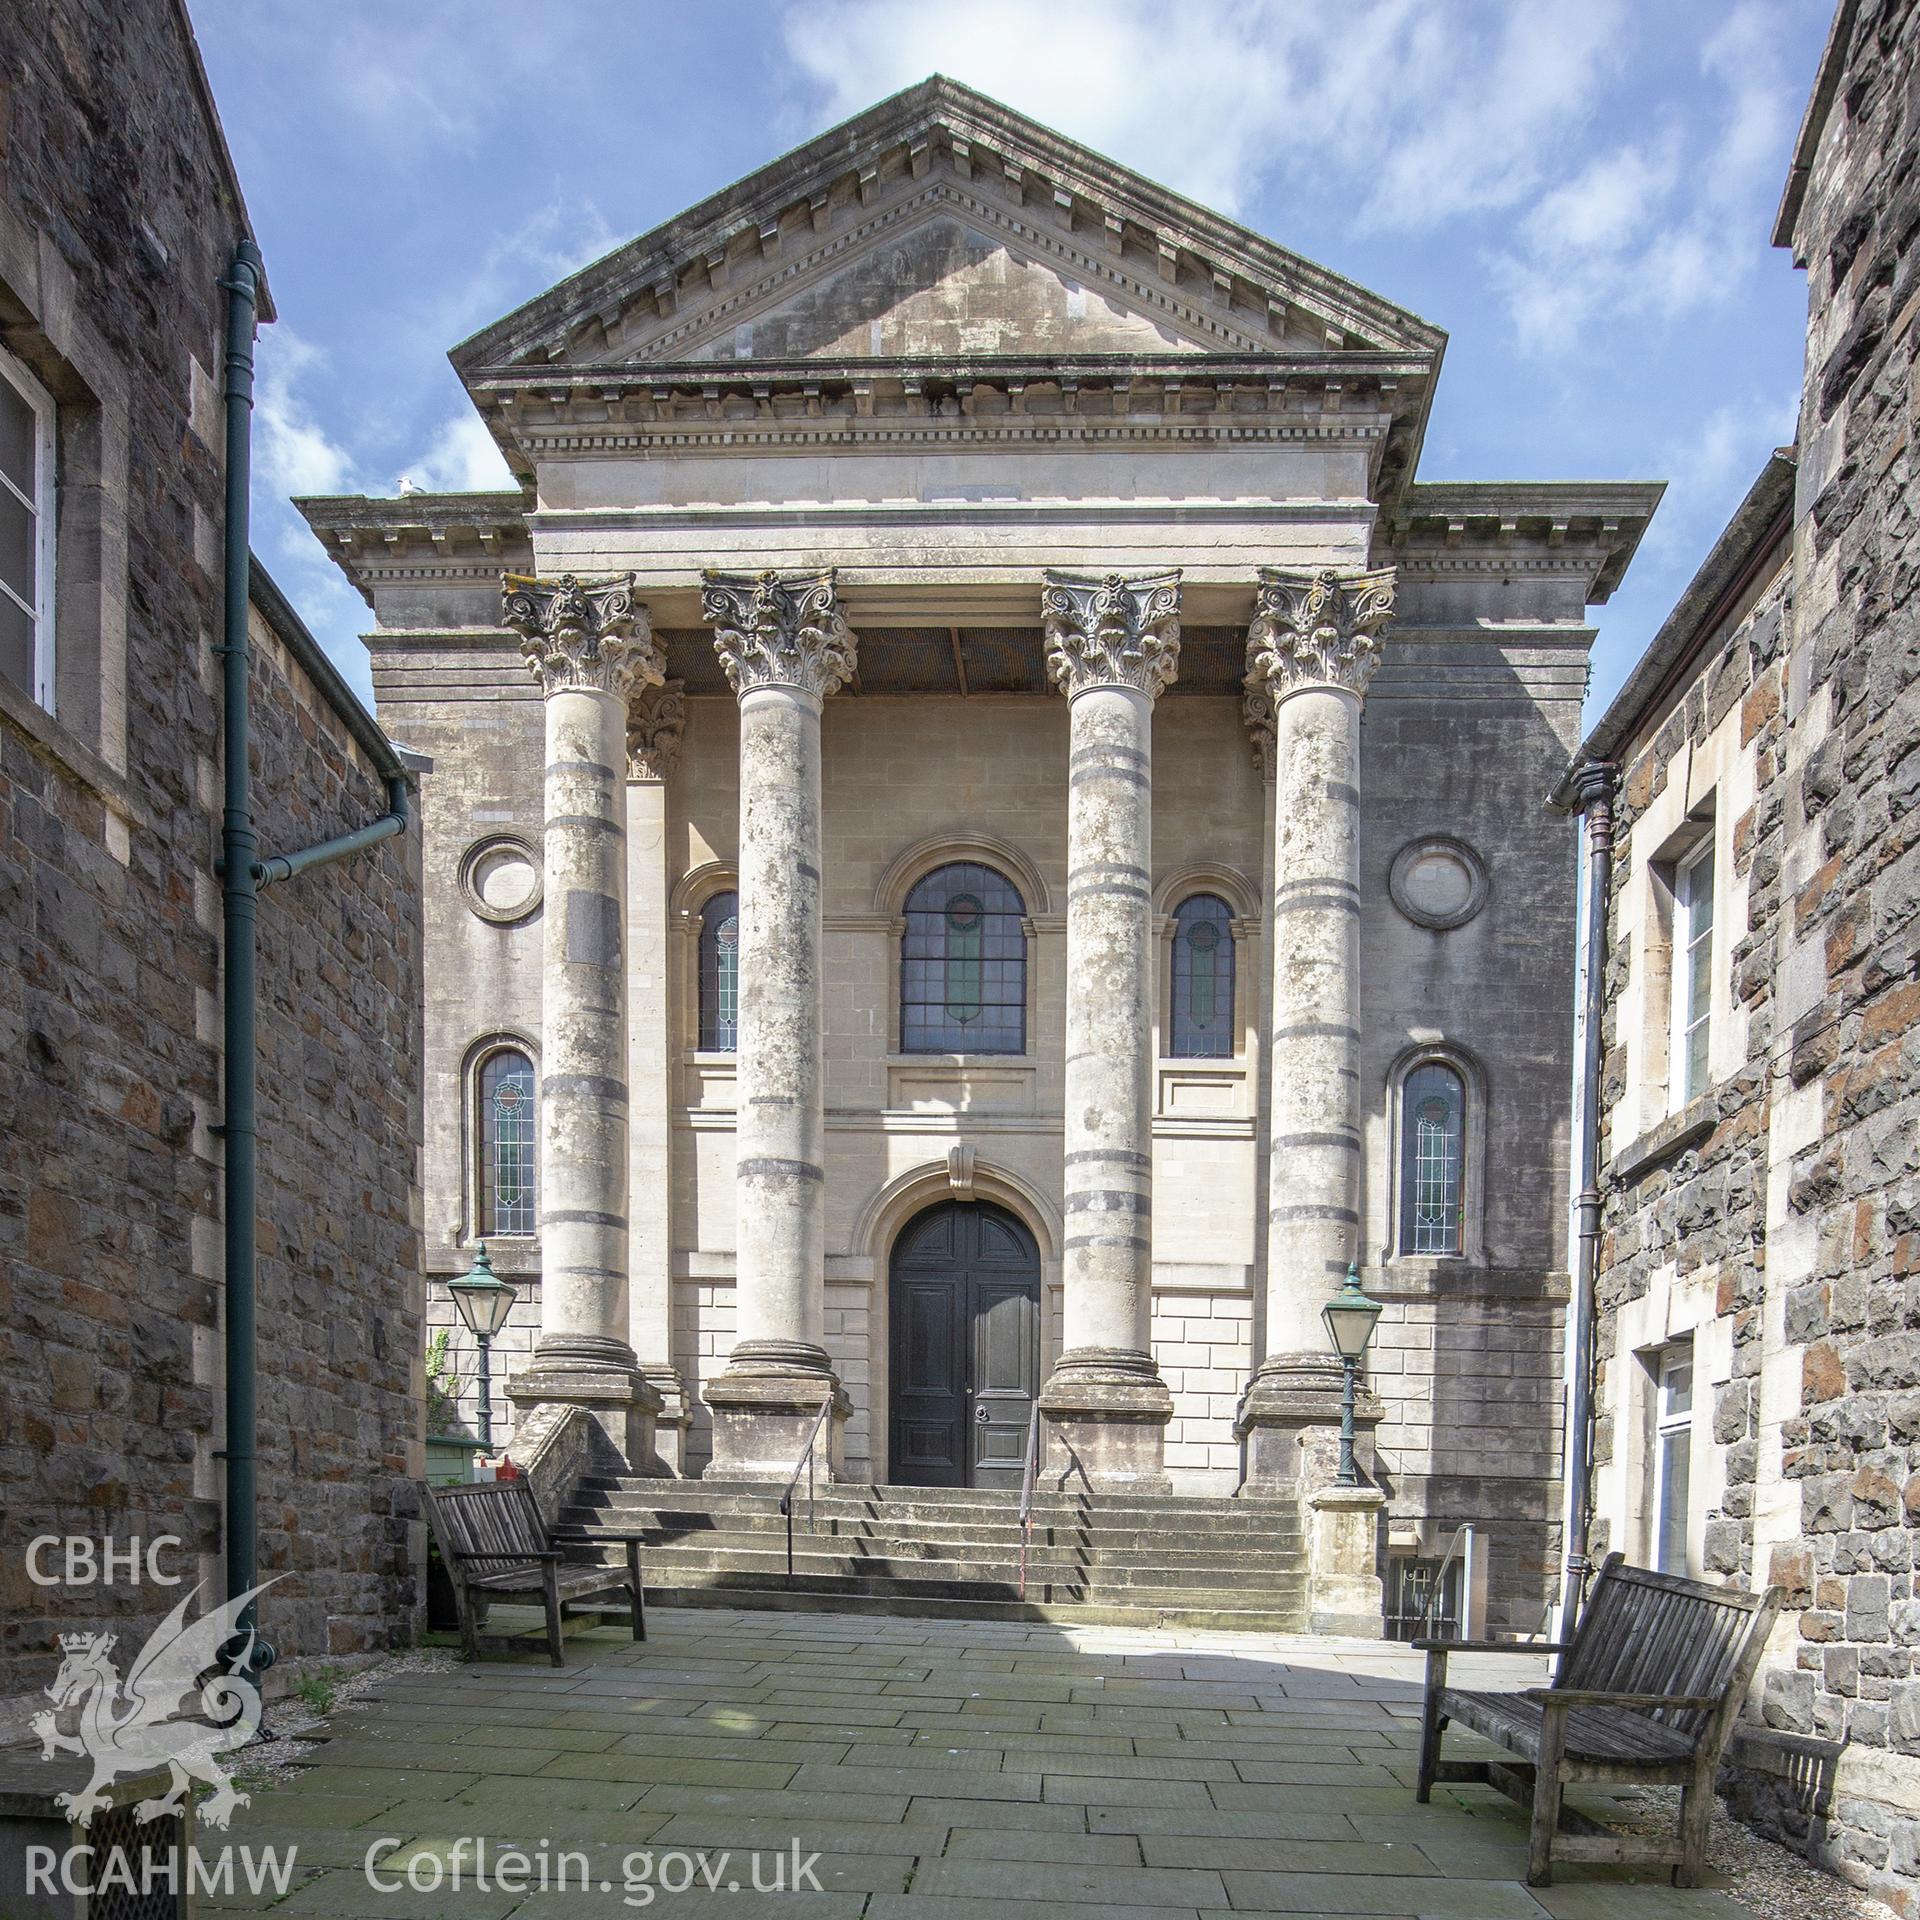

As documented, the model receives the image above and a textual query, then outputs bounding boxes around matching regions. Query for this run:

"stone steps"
[553,1476,1309,1631]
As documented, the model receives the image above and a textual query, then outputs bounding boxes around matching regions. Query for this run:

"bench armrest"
[1414,1639,1569,1655]
[448,1550,563,1564]
[1524,1688,1719,1711]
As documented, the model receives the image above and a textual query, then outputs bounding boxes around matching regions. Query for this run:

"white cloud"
[253,329,363,499]
[778,0,1625,225]
[398,412,514,494]
[1487,1,1799,356]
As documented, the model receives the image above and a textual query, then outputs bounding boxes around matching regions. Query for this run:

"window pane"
[0,375,32,489]
[1170,894,1234,1057]
[900,862,1026,1053]
[0,592,30,695]
[699,891,740,1051]
[479,1050,537,1236]
[1400,1062,1464,1255]
[0,484,33,604]
[1656,1427,1691,1574]
[1682,841,1715,1100]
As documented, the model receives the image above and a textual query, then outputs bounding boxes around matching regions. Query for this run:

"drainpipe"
[1562,761,1619,1624]
[219,238,268,1670]
[218,242,411,1671]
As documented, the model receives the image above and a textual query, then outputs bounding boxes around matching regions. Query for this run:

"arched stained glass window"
[901,862,1026,1054]
[699,891,740,1052]
[478,1048,536,1237]
[1400,1061,1465,1256]
[1170,894,1235,1057]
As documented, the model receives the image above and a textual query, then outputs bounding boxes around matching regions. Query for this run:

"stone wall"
[1587,0,1920,1903]
[0,0,423,1721]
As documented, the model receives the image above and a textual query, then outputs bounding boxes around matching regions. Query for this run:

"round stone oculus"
[461,835,542,924]
[1389,835,1488,931]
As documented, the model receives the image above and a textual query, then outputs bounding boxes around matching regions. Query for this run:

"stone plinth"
[1039,1346,1174,1493]
[703,1340,849,1482]
[1306,1482,1388,1637]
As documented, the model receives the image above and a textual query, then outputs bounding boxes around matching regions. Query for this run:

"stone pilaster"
[1237,566,1395,1493]
[503,572,663,1467]
[700,570,854,1480]
[1037,569,1180,1491]
[626,679,690,1471]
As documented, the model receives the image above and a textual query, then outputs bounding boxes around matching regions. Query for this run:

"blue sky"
[189,0,1829,720]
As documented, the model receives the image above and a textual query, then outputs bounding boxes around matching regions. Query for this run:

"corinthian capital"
[627,678,687,782]
[503,572,664,698]
[1041,569,1181,700]
[1245,566,1395,703]
[702,568,856,700]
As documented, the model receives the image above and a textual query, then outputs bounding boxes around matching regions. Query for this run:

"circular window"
[461,835,542,925]
[1389,835,1488,931]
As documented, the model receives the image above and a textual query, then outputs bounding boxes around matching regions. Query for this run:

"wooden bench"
[1415,1552,1781,1887]
[423,1478,645,1667]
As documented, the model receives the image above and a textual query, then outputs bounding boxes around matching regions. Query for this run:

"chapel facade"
[306,79,1662,1628]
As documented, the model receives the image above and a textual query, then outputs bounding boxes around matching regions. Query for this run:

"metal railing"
[778,1397,834,1587]
[1016,1401,1042,1599]
[1417,1523,1472,1636]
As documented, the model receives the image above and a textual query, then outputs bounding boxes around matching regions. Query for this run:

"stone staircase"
[554,1477,1307,1630]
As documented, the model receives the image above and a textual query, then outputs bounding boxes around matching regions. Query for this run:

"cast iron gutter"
[218,241,412,1669]
[1561,762,1618,1624]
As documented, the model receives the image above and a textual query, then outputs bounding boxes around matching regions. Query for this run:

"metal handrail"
[1016,1401,1042,1599]
[1419,1523,1472,1637]
[777,1396,835,1587]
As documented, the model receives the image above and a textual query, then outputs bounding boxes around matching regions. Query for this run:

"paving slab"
[216,1604,1761,1920]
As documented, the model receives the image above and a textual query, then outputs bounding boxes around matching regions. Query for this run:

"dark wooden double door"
[888,1201,1040,1489]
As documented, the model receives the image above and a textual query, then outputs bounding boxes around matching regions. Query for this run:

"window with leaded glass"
[1399,1061,1465,1256]
[699,891,740,1051]
[900,862,1026,1054]
[478,1048,536,1237]
[1170,893,1234,1057]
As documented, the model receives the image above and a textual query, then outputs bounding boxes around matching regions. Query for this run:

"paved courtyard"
[218,1607,1760,1918]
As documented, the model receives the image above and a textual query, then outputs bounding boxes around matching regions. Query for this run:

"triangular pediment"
[655,205,1223,363]
[452,78,1445,380]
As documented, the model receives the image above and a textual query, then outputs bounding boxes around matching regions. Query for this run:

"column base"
[1306,1484,1388,1637]
[505,1338,662,1475]
[1038,1347,1173,1494]
[641,1363,694,1477]
[1235,1352,1382,1495]
[704,1341,849,1483]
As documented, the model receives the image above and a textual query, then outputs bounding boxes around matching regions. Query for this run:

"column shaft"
[734,682,827,1355]
[627,680,688,1470]
[1060,681,1156,1357]
[1038,569,1180,1491]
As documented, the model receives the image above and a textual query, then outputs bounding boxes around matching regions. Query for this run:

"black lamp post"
[447,1243,518,1452]
[1321,1262,1384,1487]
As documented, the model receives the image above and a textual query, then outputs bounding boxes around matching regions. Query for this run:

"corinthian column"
[503,572,663,1466]
[1237,565,1394,1492]
[701,569,855,1480]
[1038,569,1180,1492]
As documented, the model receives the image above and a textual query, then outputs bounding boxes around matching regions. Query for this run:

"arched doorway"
[888,1200,1041,1488]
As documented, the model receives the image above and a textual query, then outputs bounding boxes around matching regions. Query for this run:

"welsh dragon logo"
[32,1580,278,1830]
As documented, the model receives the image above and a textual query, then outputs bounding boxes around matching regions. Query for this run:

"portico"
[305,74,1661,1631]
